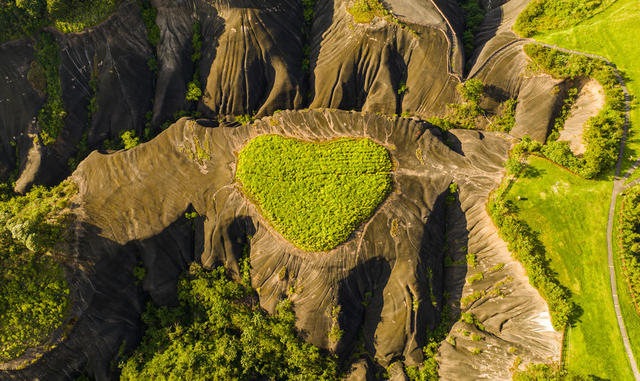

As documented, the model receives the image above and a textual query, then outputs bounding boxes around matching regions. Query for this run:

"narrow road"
[529,41,640,380]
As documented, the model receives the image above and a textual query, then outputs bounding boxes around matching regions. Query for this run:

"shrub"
[235,114,255,125]
[121,130,140,149]
[185,80,202,101]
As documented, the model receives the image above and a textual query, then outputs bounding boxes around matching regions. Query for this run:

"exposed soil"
[558,79,605,155]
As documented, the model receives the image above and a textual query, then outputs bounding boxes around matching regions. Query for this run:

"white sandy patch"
[558,79,606,155]
[531,311,556,333]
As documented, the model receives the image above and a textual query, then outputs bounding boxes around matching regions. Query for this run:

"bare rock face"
[1,110,560,380]
[0,40,44,180]
[0,0,571,379]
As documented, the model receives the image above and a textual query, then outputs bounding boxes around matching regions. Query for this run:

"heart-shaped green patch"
[235,134,393,251]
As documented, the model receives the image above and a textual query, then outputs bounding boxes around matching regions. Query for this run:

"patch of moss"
[235,135,393,251]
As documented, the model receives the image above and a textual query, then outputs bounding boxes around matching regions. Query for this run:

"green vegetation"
[466,272,483,284]
[488,99,518,133]
[512,362,591,380]
[455,0,485,63]
[619,186,640,311]
[502,156,635,379]
[136,0,159,47]
[301,0,315,73]
[397,81,407,95]
[523,44,625,178]
[35,32,66,146]
[466,252,477,268]
[347,0,391,24]
[185,22,202,102]
[121,130,140,150]
[103,130,141,151]
[427,79,485,131]
[461,290,484,307]
[135,0,160,74]
[489,185,575,330]
[459,312,485,331]
[0,181,75,361]
[120,263,339,380]
[405,306,454,381]
[235,135,392,251]
[235,114,255,125]
[530,0,640,178]
[0,0,120,41]
[346,0,415,35]
[514,0,616,37]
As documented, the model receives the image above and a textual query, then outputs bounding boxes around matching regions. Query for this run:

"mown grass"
[235,135,392,252]
[533,0,640,178]
[503,156,633,379]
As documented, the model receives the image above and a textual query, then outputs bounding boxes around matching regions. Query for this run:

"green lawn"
[504,156,633,379]
[535,0,640,177]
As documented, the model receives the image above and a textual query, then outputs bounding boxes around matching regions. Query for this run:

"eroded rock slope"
[2,110,559,380]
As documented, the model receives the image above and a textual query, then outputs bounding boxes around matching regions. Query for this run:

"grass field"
[504,156,633,379]
[534,0,640,178]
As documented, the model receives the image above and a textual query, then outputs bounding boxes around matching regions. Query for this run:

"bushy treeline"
[120,263,340,380]
[0,0,120,41]
[514,0,615,37]
[34,32,65,146]
[619,186,640,312]
[489,188,575,330]
[513,362,593,380]
[524,44,625,178]
[456,0,485,63]
[0,181,75,361]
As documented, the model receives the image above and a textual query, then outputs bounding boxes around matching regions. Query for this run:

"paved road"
[529,41,640,380]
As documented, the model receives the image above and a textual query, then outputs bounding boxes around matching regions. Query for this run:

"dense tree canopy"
[0,181,75,361]
[120,263,340,380]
